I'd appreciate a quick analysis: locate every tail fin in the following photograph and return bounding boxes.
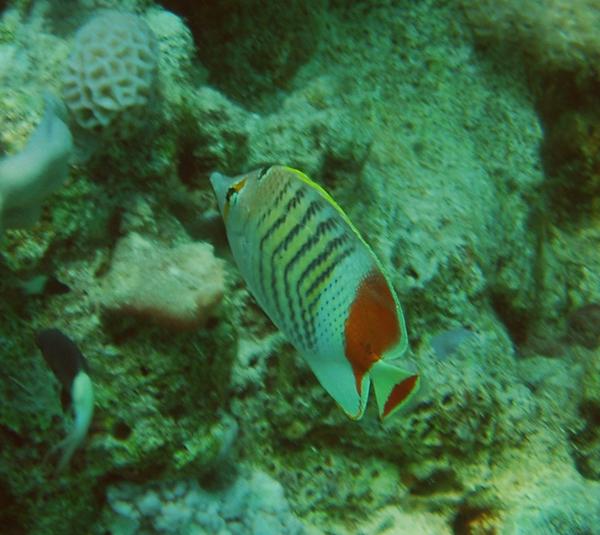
[370,359,420,421]
[56,371,94,472]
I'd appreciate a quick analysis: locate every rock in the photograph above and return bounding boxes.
[99,232,225,329]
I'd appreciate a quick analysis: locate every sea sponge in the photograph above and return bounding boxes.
[62,11,158,136]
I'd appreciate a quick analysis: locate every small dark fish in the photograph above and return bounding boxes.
[35,328,88,392]
[35,328,94,471]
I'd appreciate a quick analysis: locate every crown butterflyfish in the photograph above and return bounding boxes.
[210,165,419,420]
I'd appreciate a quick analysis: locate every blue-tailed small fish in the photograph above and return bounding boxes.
[210,165,419,420]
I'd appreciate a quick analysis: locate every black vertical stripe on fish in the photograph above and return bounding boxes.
[267,186,308,322]
[259,186,298,250]
[295,233,350,348]
[282,215,338,285]
[295,231,348,298]
[257,177,288,228]
[305,244,356,303]
[286,216,339,294]
[273,199,322,344]
[304,245,356,347]
[253,204,278,303]
[283,202,324,320]
[252,180,291,305]
[257,182,297,302]
[273,175,291,206]
[257,199,275,228]
[275,199,320,256]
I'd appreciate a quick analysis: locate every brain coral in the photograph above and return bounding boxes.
[62,11,158,135]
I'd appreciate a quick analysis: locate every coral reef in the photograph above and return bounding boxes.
[461,0,600,223]
[1,0,600,534]
[461,0,600,76]
[104,469,306,534]
[163,0,327,110]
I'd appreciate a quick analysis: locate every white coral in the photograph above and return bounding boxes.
[62,11,158,135]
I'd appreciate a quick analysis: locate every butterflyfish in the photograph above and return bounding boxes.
[35,328,94,471]
[210,165,419,420]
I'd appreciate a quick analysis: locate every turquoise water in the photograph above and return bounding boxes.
[0,1,599,534]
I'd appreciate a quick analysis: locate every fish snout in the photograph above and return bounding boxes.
[209,171,236,214]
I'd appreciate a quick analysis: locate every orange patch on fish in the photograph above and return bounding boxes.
[382,374,419,418]
[344,270,401,393]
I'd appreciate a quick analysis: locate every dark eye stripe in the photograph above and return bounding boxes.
[225,187,237,203]
[225,177,248,205]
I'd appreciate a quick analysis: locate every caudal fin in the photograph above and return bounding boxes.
[370,359,420,420]
[56,372,94,472]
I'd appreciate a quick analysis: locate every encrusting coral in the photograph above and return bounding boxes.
[2,1,600,534]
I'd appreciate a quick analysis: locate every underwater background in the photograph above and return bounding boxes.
[1,0,600,533]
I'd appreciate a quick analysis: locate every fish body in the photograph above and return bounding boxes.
[0,95,73,232]
[210,165,419,420]
[36,328,94,471]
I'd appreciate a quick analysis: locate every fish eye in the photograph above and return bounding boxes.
[257,166,270,181]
